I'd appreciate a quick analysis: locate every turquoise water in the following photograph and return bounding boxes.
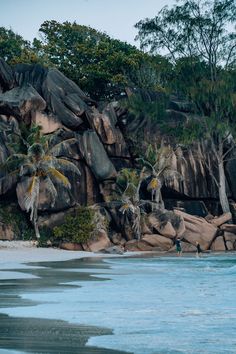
[1,254,236,353]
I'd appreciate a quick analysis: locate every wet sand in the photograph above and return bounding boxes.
[0,314,127,354]
[0,250,131,354]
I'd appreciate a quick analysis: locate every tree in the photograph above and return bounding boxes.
[1,125,80,238]
[1,23,169,100]
[32,20,164,100]
[135,0,236,72]
[135,0,236,214]
[137,145,182,210]
[117,168,144,240]
[0,27,40,65]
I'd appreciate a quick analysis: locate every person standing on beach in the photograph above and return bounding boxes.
[196,241,202,258]
[175,238,182,256]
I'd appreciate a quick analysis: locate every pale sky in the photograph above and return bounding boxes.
[0,0,175,47]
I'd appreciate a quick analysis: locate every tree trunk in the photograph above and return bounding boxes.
[154,188,165,210]
[218,160,230,213]
[33,206,40,239]
[34,221,41,239]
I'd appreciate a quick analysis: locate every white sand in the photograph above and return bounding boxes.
[0,241,133,271]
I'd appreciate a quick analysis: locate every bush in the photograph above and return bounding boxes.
[0,203,35,240]
[37,227,53,247]
[53,207,95,243]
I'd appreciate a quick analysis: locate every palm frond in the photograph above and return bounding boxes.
[20,163,36,176]
[48,168,71,188]
[162,169,183,181]
[147,177,160,191]
[1,154,28,173]
[28,143,45,159]
[27,175,37,195]
[6,169,20,177]
[24,176,40,221]
[136,158,154,172]
[123,182,138,200]
[48,139,78,156]
[119,202,135,214]
[117,168,140,188]
[44,176,58,207]
[42,155,53,162]
[7,153,28,161]
[53,158,81,176]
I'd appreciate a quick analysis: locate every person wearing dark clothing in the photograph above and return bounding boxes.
[196,241,202,257]
[175,238,182,256]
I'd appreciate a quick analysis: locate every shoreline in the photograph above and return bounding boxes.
[0,246,130,354]
[0,241,235,354]
[0,241,233,268]
[0,241,128,269]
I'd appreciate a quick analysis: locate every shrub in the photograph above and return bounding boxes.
[37,227,53,247]
[0,203,35,240]
[53,207,95,243]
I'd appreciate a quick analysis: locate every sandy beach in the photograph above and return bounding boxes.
[0,241,129,354]
[0,241,236,353]
[0,241,120,269]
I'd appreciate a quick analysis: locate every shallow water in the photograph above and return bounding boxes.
[0,254,236,353]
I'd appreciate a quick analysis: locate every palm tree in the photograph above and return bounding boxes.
[137,145,182,210]
[117,168,145,240]
[1,125,80,239]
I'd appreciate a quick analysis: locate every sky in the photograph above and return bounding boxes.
[0,0,175,48]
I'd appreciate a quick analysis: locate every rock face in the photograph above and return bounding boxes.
[0,59,234,215]
[0,59,236,252]
[142,234,173,250]
[0,61,122,211]
[147,210,185,238]
[0,223,14,240]
[0,84,46,119]
[174,210,217,250]
[84,229,111,252]
[209,213,232,227]
[0,58,14,92]
[211,236,226,251]
[164,142,219,200]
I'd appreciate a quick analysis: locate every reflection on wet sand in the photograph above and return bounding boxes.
[0,258,130,354]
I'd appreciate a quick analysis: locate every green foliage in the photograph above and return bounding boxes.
[126,54,173,91]
[169,57,209,97]
[124,91,168,124]
[135,0,236,145]
[135,0,236,69]
[0,203,34,240]
[26,124,47,146]
[116,168,140,191]
[1,123,80,239]
[5,123,47,156]
[144,144,158,166]
[1,22,171,99]
[134,0,236,214]
[37,227,53,247]
[32,20,167,99]
[53,207,96,243]
[0,27,41,65]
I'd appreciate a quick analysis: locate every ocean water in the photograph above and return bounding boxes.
[0,254,236,354]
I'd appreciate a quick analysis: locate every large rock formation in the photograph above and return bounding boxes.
[0,61,126,210]
[0,59,234,214]
[174,210,217,250]
[0,59,236,253]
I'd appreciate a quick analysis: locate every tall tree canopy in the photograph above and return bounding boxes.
[32,20,168,100]
[0,27,39,65]
[135,0,236,213]
[135,0,236,71]
[135,0,236,95]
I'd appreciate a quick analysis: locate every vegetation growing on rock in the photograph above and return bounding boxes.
[53,207,96,244]
[1,0,236,252]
